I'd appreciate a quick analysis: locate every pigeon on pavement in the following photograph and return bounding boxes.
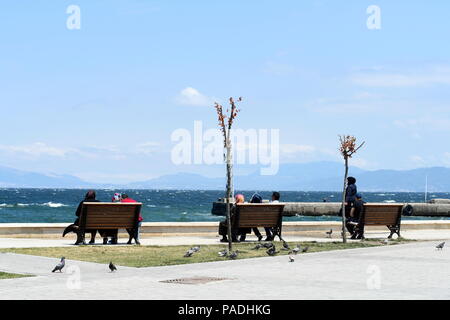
[52,257,65,273]
[109,261,117,272]
[288,256,295,262]
[436,242,445,250]
[302,246,309,253]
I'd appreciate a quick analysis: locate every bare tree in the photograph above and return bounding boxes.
[338,135,365,243]
[214,97,242,251]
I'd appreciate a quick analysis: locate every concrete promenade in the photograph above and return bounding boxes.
[0,221,449,300]
[0,241,448,300]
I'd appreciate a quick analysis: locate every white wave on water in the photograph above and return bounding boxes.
[0,202,68,208]
[42,202,67,208]
[383,200,397,203]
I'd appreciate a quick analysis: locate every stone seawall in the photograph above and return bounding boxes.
[211,202,450,217]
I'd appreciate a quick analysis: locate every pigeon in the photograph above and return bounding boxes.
[218,249,228,257]
[263,242,274,249]
[381,239,389,245]
[289,245,301,255]
[266,246,279,256]
[302,246,309,253]
[109,261,117,272]
[191,246,201,252]
[281,240,290,251]
[52,257,65,273]
[436,242,445,250]
[228,251,238,259]
[184,249,195,257]
[326,229,333,238]
[288,256,295,262]
[252,243,264,250]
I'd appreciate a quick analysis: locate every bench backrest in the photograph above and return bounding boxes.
[79,202,142,229]
[235,204,285,228]
[363,204,403,225]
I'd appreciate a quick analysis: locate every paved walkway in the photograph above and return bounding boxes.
[0,240,448,299]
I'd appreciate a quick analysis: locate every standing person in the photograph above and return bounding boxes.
[63,190,100,245]
[218,194,245,243]
[121,193,143,245]
[344,177,357,219]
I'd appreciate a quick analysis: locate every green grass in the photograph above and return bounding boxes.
[0,239,403,268]
[0,271,33,280]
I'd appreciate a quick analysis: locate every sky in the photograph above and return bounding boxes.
[0,0,450,183]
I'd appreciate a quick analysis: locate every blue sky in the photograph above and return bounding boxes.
[0,0,449,183]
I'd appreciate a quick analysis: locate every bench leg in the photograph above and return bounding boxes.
[387,225,400,239]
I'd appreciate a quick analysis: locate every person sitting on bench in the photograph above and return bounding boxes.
[264,191,281,241]
[346,193,365,239]
[218,194,245,243]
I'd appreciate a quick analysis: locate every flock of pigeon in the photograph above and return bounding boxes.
[51,257,117,273]
[50,240,446,273]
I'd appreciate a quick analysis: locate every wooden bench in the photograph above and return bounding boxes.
[234,203,285,240]
[361,203,403,238]
[77,202,142,244]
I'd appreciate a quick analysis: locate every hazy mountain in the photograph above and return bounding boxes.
[0,165,93,188]
[1,162,449,191]
[130,162,450,192]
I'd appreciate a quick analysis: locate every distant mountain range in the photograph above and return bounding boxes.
[1,162,450,192]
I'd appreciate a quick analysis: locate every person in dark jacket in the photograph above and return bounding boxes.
[239,193,264,242]
[62,190,100,245]
[344,176,357,219]
[347,193,366,239]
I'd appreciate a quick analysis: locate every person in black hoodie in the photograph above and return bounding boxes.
[343,177,357,235]
[63,190,100,245]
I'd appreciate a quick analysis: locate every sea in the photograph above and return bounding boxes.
[0,189,449,223]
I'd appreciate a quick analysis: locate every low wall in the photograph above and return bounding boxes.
[211,202,450,217]
[1,220,449,238]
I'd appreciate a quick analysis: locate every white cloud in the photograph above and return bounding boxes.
[393,117,450,131]
[351,65,450,87]
[0,142,76,158]
[280,144,316,154]
[176,87,214,107]
[135,142,160,155]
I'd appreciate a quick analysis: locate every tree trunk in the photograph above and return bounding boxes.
[225,137,233,252]
[340,157,349,243]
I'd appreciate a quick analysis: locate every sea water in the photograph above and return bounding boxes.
[0,188,449,223]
